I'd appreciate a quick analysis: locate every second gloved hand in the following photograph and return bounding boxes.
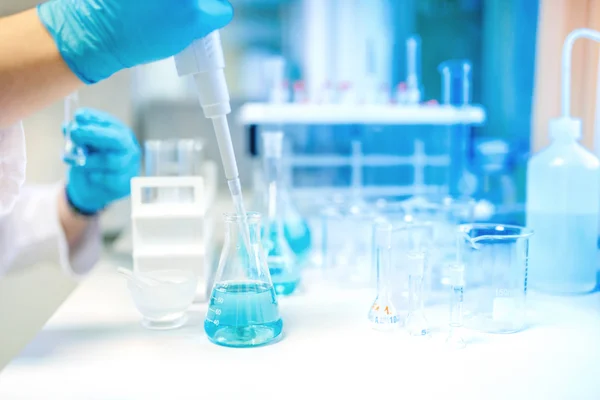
[37,0,234,84]
[65,108,141,216]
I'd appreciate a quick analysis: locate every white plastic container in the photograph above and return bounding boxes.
[526,118,600,294]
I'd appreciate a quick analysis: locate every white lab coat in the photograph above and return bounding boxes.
[0,183,101,280]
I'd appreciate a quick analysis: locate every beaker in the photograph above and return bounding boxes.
[143,139,204,203]
[122,267,198,330]
[205,212,283,348]
[261,130,301,295]
[458,224,533,334]
[321,200,378,288]
[63,92,87,166]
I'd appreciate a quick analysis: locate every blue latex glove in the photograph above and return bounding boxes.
[65,108,141,216]
[37,0,233,84]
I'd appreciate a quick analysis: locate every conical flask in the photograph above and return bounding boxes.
[204,212,283,348]
[261,131,301,295]
[280,155,312,262]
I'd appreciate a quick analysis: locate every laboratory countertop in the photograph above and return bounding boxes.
[1,255,600,400]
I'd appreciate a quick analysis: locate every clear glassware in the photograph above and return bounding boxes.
[143,139,204,203]
[280,155,312,263]
[63,92,87,166]
[204,212,283,348]
[445,262,466,349]
[261,131,301,295]
[458,224,533,334]
[368,222,402,331]
[121,267,198,330]
[438,59,472,107]
[404,250,431,337]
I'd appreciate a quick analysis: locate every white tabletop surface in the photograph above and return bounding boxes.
[1,254,599,400]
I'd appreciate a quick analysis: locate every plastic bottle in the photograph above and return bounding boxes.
[526,117,600,294]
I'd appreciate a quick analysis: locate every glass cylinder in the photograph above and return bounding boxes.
[205,213,283,348]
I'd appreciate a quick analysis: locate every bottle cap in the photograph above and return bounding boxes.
[549,117,582,140]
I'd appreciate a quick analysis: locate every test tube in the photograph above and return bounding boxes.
[405,35,422,104]
[63,92,87,166]
[404,251,430,337]
[438,60,472,106]
[446,262,466,349]
[143,139,204,203]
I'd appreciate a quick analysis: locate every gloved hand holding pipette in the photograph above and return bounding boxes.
[0,1,234,127]
[65,108,141,216]
[37,0,234,84]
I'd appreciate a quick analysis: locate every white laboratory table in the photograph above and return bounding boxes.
[1,254,599,400]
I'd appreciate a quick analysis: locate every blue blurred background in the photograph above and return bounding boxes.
[4,0,540,230]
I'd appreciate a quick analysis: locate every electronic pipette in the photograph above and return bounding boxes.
[174,31,251,245]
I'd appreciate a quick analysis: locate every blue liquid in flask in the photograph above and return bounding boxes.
[204,281,283,348]
[284,219,312,261]
[264,225,301,296]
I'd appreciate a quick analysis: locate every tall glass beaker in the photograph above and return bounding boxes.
[458,224,533,334]
[205,213,283,348]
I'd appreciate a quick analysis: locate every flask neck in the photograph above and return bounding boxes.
[224,216,261,247]
[263,155,286,225]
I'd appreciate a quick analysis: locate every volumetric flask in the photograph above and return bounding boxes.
[458,224,533,334]
[368,222,402,331]
[205,212,283,348]
[63,92,88,166]
[143,139,204,203]
[368,221,435,333]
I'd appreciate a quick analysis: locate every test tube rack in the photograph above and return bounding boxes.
[239,102,486,203]
[130,176,216,303]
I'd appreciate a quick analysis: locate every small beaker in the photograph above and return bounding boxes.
[143,139,204,203]
[205,213,283,348]
[123,267,198,330]
[458,224,533,334]
[321,201,377,288]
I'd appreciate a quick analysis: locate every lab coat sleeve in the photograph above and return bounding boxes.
[0,183,101,279]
